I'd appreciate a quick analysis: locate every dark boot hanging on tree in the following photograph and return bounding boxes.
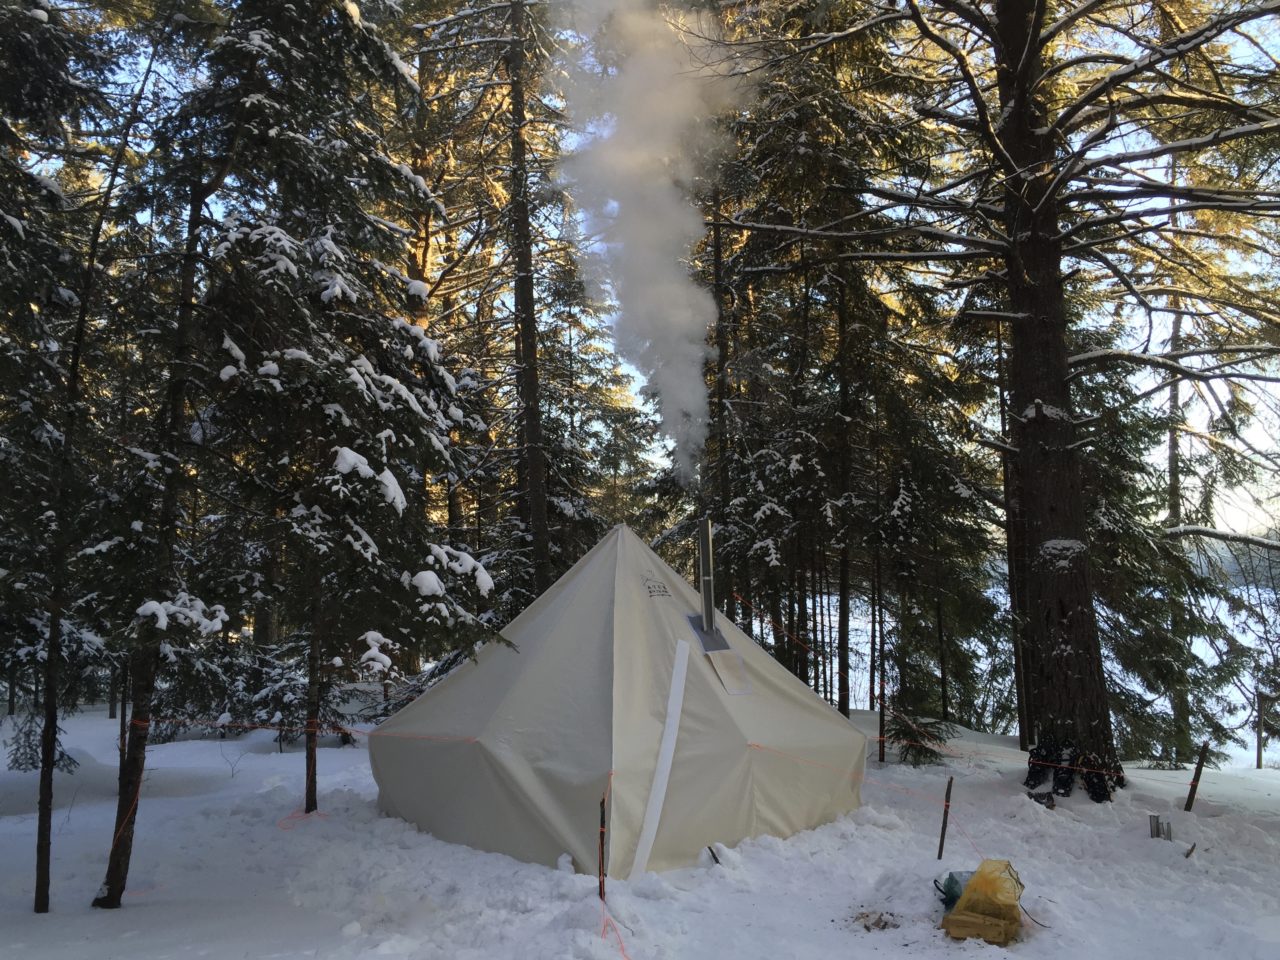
[1025,736,1125,802]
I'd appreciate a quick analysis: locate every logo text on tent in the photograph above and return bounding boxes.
[642,572,671,598]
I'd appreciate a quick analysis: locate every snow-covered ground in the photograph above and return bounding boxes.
[3,707,1278,960]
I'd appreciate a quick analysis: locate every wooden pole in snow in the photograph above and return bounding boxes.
[1184,741,1209,812]
[598,795,607,901]
[937,776,954,860]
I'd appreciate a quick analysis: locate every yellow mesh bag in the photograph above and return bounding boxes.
[939,859,1024,946]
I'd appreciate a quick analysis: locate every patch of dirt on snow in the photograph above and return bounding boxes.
[850,909,902,931]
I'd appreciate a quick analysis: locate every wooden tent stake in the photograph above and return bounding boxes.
[937,776,954,860]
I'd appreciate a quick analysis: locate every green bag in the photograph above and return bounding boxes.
[935,870,974,911]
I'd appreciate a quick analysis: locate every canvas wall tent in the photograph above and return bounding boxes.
[369,525,867,877]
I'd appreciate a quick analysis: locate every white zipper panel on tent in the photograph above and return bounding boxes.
[627,638,690,879]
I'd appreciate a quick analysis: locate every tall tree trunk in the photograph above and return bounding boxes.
[835,279,853,716]
[94,163,231,906]
[472,243,501,547]
[305,573,324,815]
[506,1,550,593]
[118,664,128,764]
[936,595,949,724]
[254,537,280,649]
[446,470,463,534]
[877,553,886,763]
[34,592,62,914]
[995,0,1118,774]
[92,644,157,909]
[895,578,911,707]
[785,569,798,676]
[7,640,16,716]
[711,185,734,618]
[868,561,878,713]
[815,548,828,701]
[838,543,851,717]
[33,41,165,915]
[1166,304,1193,763]
[795,536,810,685]
[768,591,785,671]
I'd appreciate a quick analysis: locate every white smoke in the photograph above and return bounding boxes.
[559,2,741,480]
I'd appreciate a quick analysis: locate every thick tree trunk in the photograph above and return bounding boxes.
[506,1,550,593]
[996,0,1118,775]
[996,317,1032,748]
[1005,270,1116,765]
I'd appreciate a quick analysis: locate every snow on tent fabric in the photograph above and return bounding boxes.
[368,525,867,876]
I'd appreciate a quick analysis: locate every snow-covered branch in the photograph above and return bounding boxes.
[1066,347,1280,383]
[1051,1,1280,137]
[1164,525,1280,552]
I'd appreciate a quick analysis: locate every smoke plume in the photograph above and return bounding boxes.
[560,2,740,480]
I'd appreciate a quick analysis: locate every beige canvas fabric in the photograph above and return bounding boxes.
[369,525,867,875]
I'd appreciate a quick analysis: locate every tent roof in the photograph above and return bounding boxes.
[370,525,866,875]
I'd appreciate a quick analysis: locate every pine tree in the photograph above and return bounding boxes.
[716,0,1280,784]
[88,0,495,907]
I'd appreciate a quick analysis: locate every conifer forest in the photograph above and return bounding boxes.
[3,0,1280,920]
